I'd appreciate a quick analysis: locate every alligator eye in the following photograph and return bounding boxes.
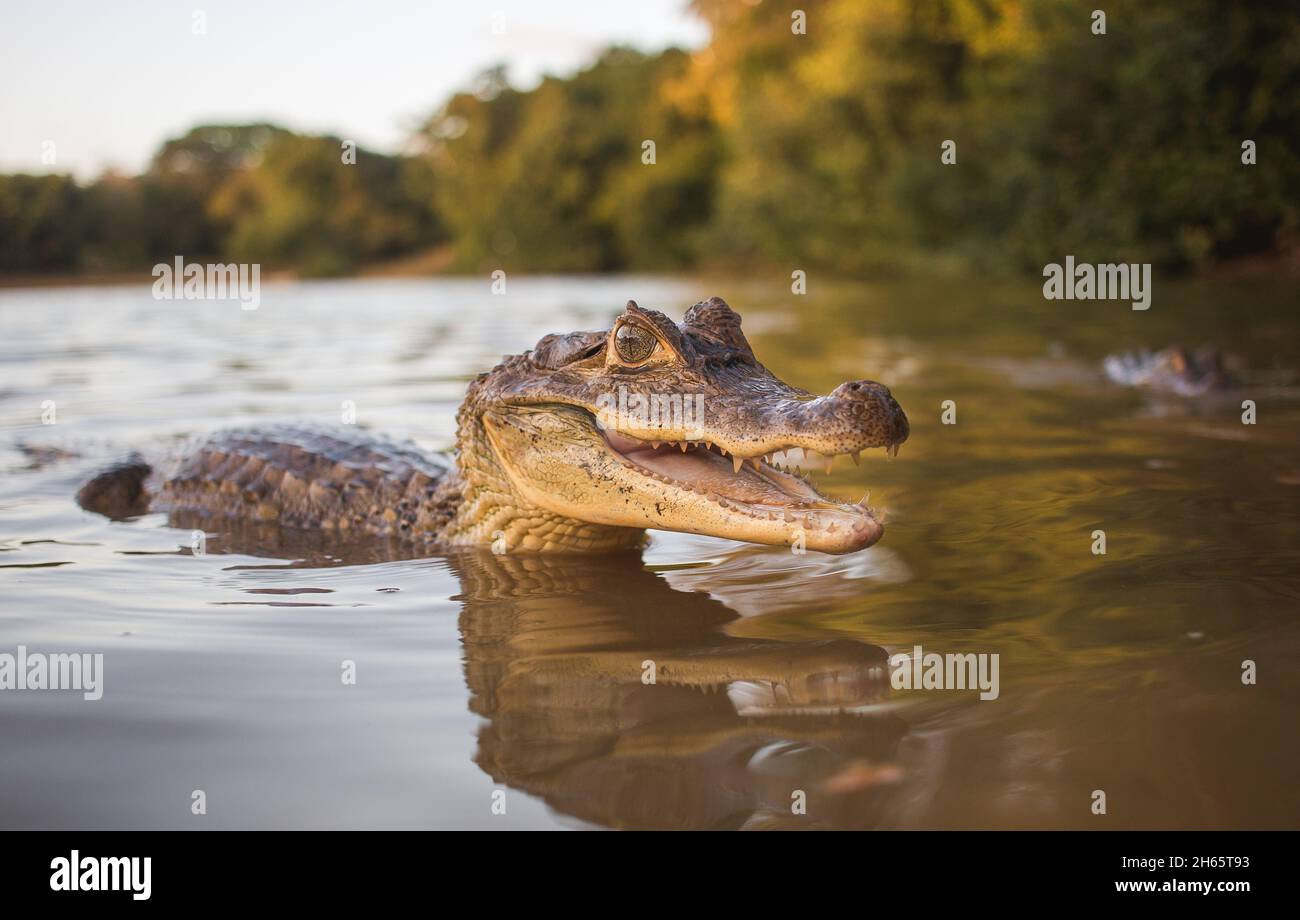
[614,323,658,363]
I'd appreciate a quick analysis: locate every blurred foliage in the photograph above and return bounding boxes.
[210,132,438,276]
[0,124,442,276]
[690,0,1299,273]
[1,0,1296,277]
[417,50,719,271]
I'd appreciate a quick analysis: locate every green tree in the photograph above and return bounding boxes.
[418,49,719,272]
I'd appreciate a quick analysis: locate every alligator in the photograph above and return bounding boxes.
[1103,345,1230,396]
[77,297,909,554]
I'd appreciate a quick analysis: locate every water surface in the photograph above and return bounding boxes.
[2,276,1297,829]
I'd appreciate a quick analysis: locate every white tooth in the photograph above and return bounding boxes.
[824,455,834,474]
[749,458,762,471]
[679,442,688,453]
[651,441,661,450]
[858,492,871,508]
[850,451,860,466]
[732,455,744,474]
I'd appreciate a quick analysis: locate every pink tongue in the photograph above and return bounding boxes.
[604,430,648,453]
[628,447,807,505]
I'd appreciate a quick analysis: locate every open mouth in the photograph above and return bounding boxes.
[596,416,900,538]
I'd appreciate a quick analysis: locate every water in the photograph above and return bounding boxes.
[1,275,1297,829]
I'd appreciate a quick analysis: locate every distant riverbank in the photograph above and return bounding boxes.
[4,242,1296,292]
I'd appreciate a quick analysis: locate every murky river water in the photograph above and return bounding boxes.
[1,275,1297,829]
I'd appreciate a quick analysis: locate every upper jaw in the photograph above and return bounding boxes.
[598,421,905,473]
[589,378,909,467]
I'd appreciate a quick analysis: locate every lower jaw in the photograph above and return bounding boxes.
[763,513,883,553]
[658,497,884,553]
[612,459,883,551]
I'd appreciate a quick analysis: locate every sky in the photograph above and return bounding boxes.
[0,0,708,179]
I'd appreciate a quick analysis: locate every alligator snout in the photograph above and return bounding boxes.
[723,378,909,463]
[806,379,909,455]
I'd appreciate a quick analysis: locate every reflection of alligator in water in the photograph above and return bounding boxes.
[76,297,908,555]
[450,550,906,829]
[116,511,910,828]
[1103,346,1230,396]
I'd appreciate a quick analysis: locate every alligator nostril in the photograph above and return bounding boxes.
[835,379,889,399]
[852,380,890,398]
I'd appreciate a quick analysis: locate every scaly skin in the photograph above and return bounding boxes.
[78,297,909,554]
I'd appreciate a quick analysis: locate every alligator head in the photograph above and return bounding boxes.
[450,297,909,553]
[1103,346,1230,396]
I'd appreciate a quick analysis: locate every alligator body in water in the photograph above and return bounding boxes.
[1103,346,1230,396]
[77,297,908,554]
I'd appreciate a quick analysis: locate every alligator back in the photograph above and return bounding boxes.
[78,425,458,544]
